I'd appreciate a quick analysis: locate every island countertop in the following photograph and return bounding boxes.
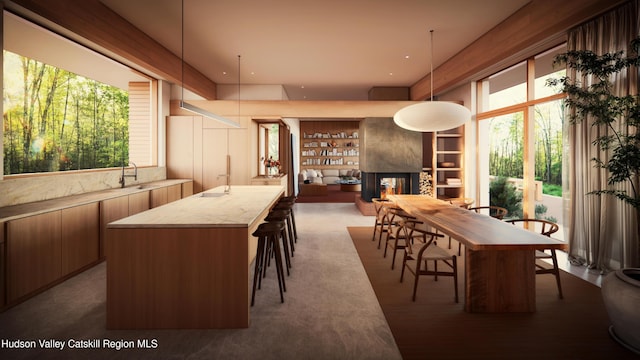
[107,185,284,228]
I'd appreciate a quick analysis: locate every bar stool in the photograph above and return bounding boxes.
[273,200,297,250]
[265,209,293,274]
[251,221,286,306]
[276,196,298,242]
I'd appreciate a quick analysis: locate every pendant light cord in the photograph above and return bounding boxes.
[430,29,434,102]
[181,0,185,103]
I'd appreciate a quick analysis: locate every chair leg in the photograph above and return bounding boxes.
[550,250,563,299]
[452,256,459,303]
[251,236,266,306]
[412,262,421,301]
[400,255,407,282]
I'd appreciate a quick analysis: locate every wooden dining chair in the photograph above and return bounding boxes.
[383,207,420,270]
[399,219,457,302]
[371,198,393,245]
[506,218,563,299]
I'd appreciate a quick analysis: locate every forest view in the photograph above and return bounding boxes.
[3,51,129,175]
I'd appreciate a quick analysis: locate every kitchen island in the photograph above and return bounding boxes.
[105,185,284,329]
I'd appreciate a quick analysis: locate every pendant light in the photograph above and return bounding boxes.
[179,0,240,128]
[393,30,470,132]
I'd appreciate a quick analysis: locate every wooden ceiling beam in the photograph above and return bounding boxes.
[411,0,629,100]
[8,0,218,99]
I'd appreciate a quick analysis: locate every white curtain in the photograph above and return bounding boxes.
[565,0,640,271]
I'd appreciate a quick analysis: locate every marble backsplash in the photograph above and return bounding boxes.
[0,167,166,208]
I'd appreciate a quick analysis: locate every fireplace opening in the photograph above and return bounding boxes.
[361,172,419,201]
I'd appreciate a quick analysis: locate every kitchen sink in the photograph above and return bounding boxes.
[200,192,226,198]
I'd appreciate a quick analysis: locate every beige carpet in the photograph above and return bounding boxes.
[348,226,637,360]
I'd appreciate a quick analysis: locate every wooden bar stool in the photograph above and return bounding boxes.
[251,221,286,306]
[265,210,293,274]
[273,201,297,251]
[276,196,298,242]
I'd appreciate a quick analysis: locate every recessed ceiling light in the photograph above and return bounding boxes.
[405,55,410,59]
[389,72,393,76]
[222,71,227,75]
[301,85,305,89]
[251,72,255,75]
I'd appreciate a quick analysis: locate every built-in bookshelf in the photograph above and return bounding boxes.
[300,120,360,170]
[423,125,464,199]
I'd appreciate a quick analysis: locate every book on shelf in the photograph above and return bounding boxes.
[446,178,462,185]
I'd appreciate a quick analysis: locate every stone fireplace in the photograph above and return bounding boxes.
[358,117,422,202]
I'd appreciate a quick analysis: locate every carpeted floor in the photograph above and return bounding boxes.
[348,226,637,360]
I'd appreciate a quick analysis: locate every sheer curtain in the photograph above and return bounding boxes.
[565,0,639,271]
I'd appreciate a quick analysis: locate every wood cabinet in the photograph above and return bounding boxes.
[6,211,62,303]
[423,125,465,199]
[181,181,194,197]
[300,120,360,171]
[128,191,150,215]
[100,195,129,259]
[0,221,5,308]
[61,203,99,276]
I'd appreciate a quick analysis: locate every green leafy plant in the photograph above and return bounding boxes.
[547,37,640,246]
[490,176,522,219]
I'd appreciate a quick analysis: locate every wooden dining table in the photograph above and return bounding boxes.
[387,195,568,313]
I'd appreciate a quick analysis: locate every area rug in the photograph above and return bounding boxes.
[347,226,636,360]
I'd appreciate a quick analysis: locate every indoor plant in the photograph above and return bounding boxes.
[548,37,640,354]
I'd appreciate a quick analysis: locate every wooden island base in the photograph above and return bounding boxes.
[106,186,283,329]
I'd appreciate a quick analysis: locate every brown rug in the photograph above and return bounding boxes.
[348,226,637,360]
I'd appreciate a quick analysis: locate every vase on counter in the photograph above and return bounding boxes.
[267,166,278,178]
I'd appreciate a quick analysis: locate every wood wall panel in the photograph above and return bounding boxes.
[6,211,62,302]
[410,0,628,100]
[128,82,152,166]
[9,0,217,99]
[61,203,100,276]
[166,116,195,181]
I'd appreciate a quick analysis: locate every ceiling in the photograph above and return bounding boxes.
[97,0,531,100]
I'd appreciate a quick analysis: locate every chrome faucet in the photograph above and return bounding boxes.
[119,162,137,188]
[217,155,231,194]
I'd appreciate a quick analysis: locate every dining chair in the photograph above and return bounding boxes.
[371,198,393,245]
[506,218,563,299]
[383,207,420,270]
[399,219,458,302]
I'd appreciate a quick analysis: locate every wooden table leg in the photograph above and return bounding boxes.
[464,248,536,313]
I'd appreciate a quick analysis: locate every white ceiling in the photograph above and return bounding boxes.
[98,0,530,100]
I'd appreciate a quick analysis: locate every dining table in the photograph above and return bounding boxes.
[387,194,568,313]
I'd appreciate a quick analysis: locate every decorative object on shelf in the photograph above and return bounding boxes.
[419,172,433,197]
[393,30,470,132]
[438,162,455,168]
[264,156,280,177]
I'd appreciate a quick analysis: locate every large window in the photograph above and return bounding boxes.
[477,44,566,237]
[3,12,154,176]
[3,51,129,174]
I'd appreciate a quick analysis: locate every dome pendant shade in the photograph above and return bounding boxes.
[393,101,471,132]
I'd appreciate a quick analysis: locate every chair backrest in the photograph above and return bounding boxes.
[468,206,508,220]
[372,198,391,218]
[448,197,474,209]
[506,218,559,237]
